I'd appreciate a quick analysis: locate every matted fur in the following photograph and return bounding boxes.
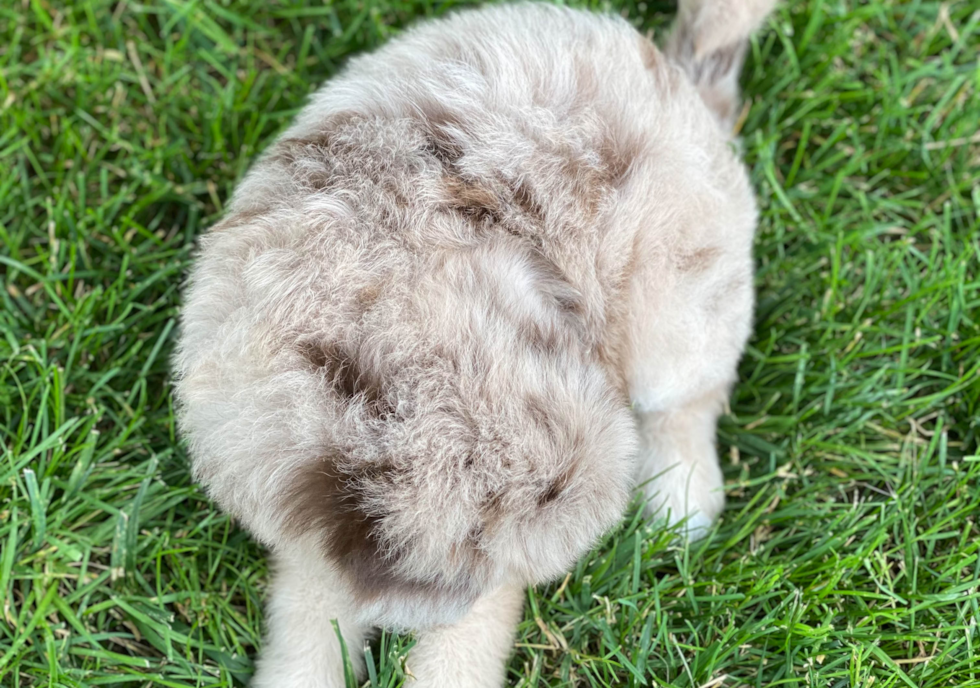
[172,1,774,684]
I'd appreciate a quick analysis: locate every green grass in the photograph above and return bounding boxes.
[1,0,978,685]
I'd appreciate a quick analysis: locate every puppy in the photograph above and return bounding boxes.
[172,1,774,685]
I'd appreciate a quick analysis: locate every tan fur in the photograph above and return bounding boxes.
[172,1,775,685]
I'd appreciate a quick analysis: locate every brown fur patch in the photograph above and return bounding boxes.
[557,146,605,217]
[268,113,362,190]
[599,131,641,186]
[297,340,392,417]
[282,460,479,611]
[281,458,382,566]
[538,472,569,506]
[517,319,561,355]
[272,136,340,191]
[525,396,557,442]
[275,133,332,157]
[417,102,465,168]
[442,175,500,224]
[479,489,507,537]
[426,131,462,168]
[357,284,381,309]
[272,112,359,157]
[420,111,504,227]
[511,181,546,223]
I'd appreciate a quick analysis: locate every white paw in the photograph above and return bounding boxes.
[639,461,725,541]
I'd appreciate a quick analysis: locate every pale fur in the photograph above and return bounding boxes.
[173,1,774,685]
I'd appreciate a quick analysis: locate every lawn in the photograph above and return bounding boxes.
[1,0,978,686]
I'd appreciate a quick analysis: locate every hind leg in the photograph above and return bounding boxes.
[634,388,728,540]
[252,539,369,688]
[406,583,524,687]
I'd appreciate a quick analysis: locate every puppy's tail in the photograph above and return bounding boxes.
[666,0,776,128]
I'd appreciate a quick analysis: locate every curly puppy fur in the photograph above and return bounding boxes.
[172,1,775,685]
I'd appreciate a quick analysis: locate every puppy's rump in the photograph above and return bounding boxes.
[176,223,636,627]
[173,96,640,628]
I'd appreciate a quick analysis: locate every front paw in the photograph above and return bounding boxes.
[639,460,725,541]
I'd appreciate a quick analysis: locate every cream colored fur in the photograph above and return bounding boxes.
[406,584,525,687]
[172,1,774,684]
[252,537,368,688]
